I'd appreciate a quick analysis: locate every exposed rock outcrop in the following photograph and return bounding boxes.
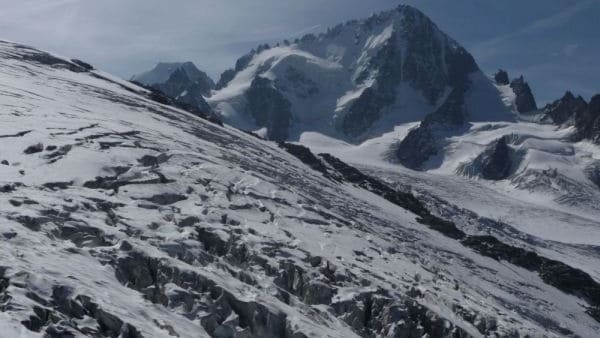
[245,77,293,141]
[573,94,600,143]
[510,76,537,113]
[132,62,215,114]
[494,69,509,85]
[457,136,514,180]
[394,86,468,170]
[154,68,212,111]
[541,91,587,125]
[480,137,512,180]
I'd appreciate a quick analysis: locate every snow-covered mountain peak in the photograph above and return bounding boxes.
[209,5,510,142]
[131,61,216,114]
[132,61,213,88]
[294,4,461,73]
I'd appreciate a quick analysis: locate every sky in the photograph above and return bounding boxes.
[0,0,598,104]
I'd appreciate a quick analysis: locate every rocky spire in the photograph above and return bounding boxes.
[510,75,538,113]
[481,137,513,180]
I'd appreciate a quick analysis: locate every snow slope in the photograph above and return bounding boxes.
[300,118,600,244]
[1,40,600,338]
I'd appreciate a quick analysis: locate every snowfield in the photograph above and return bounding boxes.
[299,119,600,246]
[1,39,600,338]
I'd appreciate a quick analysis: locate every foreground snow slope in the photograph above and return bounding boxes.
[1,40,600,337]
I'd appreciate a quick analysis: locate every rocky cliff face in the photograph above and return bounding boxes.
[394,87,468,170]
[541,91,588,125]
[244,77,293,141]
[132,62,214,113]
[133,62,215,96]
[209,5,488,142]
[156,68,213,112]
[573,94,600,143]
[510,76,537,113]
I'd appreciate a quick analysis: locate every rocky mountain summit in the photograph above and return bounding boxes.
[493,70,509,86]
[132,62,215,113]
[208,5,508,142]
[133,62,215,96]
[456,136,514,181]
[2,37,600,338]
